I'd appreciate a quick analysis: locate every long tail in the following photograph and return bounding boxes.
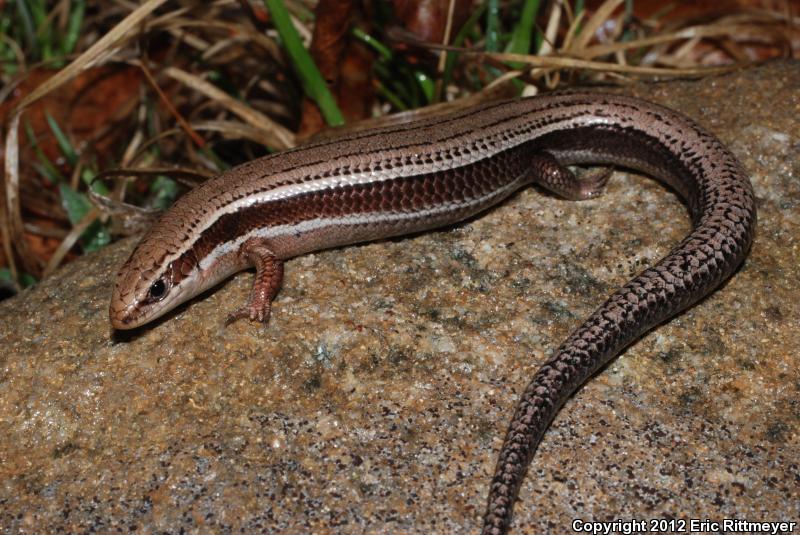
[481,102,756,534]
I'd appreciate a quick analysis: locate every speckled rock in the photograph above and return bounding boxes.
[1,61,798,533]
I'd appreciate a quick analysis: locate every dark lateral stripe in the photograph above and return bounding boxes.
[169,140,536,283]
[190,109,599,228]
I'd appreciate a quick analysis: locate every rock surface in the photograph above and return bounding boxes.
[1,61,798,532]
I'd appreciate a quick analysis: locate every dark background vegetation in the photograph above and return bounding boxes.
[0,0,797,299]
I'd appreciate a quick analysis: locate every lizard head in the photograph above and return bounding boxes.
[109,225,205,330]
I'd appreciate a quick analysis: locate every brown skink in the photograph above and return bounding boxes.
[110,92,756,533]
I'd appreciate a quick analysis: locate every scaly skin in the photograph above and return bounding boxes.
[110,93,756,533]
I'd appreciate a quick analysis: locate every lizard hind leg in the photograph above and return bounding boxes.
[531,151,611,200]
[226,239,284,326]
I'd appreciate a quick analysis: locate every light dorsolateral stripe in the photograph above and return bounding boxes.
[150,99,620,272]
[196,173,530,273]
[111,92,756,535]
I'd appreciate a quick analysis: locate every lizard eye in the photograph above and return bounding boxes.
[148,279,167,301]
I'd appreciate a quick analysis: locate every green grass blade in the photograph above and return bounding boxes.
[485,0,500,52]
[24,119,64,183]
[29,0,54,60]
[14,0,39,57]
[46,112,78,166]
[375,82,407,111]
[262,0,344,126]
[352,27,393,61]
[484,0,504,80]
[507,0,542,61]
[62,0,86,55]
[0,16,13,71]
[414,71,434,103]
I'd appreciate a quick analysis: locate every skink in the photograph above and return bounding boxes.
[110,92,756,533]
